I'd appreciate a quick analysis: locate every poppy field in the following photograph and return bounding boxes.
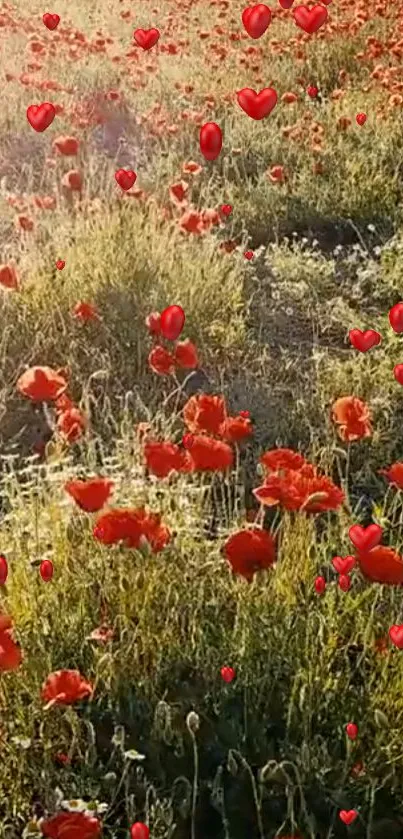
[2,0,403,836]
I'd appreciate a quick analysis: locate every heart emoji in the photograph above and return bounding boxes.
[27,103,55,132]
[293,4,328,33]
[307,84,319,98]
[389,302,403,333]
[39,559,54,581]
[394,364,403,385]
[221,665,236,683]
[349,329,381,352]
[332,555,355,574]
[389,625,403,649]
[237,87,277,120]
[338,574,351,592]
[220,204,232,216]
[43,12,60,30]
[200,122,223,161]
[56,260,65,270]
[115,169,137,191]
[242,4,271,38]
[356,112,367,125]
[346,722,358,740]
[133,28,160,49]
[0,554,8,585]
[339,810,358,825]
[314,575,326,594]
[244,250,254,259]
[160,305,185,341]
[279,0,294,7]
[349,523,382,552]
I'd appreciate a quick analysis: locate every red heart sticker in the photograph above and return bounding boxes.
[293,4,328,33]
[200,122,223,161]
[160,305,185,341]
[27,103,56,132]
[115,169,137,191]
[237,87,277,120]
[349,524,382,553]
[332,555,355,574]
[349,329,381,352]
[221,665,236,683]
[389,625,403,649]
[133,28,160,50]
[339,810,357,825]
[241,4,272,38]
[389,302,403,334]
[43,13,60,30]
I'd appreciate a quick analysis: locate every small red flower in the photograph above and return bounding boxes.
[174,339,199,369]
[224,528,276,582]
[93,507,171,553]
[379,462,403,490]
[57,407,87,443]
[260,447,312,475]
[357,546,403,585]
[144,440,191,478]
[146,311,161,336]
[53,135,80,156]
[72,301,100,322]
[64,477,114,512]
[219,415,253,443]
[186,435,233,472]
[332,396,372,442]
[17,366,68,402]
[41,811,101,839]
[0,263,19,290]
[183,394,226,435]
[254,470,344,514]
[148,346,176,375]
[41,669,93,706]
[0,615,23,671]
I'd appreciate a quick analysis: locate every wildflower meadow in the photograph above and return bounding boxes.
[2,0,403,836]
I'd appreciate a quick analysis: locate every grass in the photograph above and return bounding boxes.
[1,0,403,835]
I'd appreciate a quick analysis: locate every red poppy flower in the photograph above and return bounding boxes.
[41,669,93,705]
[332,396,372,442]
[64,477,114,512]
[52,135,80,156]
[254,470,344,514]
[379,462,403,490]
[57,407,87,443]
[17,366,68,402]
[186,435,233,471]
[146,311,161,336]
[183,394,227,435]
[224,528,276,582]
[174,339,199,369]
[41,811,101,839]
[219,415,253,443]
[55,393,75,414]
[61,169,83,192]
[169,181,189,204]
[93,507,171,553]
[87,625,114,643]
[178,209,205,235]
[0,263,19,290]
[260,447,312,475]
[144,440,191,478]
[357,546,403,585]
[0,615,23,671]
[267,165,287,183]
[72,302,100,322]
[148,346,176,375]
